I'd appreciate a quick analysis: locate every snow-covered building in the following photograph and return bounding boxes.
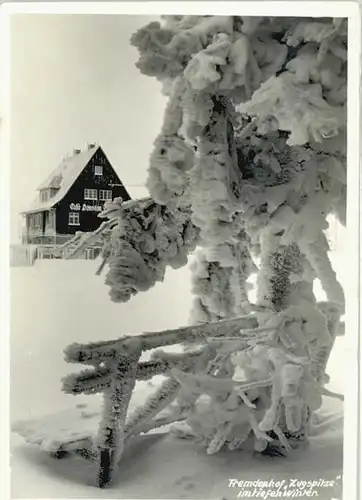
[21,143,131,245]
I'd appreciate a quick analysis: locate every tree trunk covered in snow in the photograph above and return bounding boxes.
[86,15,347,464]
[189,95,255,325]
[256,232,309,439]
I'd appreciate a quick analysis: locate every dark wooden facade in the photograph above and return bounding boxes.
[23,145,131,245]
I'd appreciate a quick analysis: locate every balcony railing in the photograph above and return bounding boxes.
[22,233,74,246]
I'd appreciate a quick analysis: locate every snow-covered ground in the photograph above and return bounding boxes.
[10,255,346,499]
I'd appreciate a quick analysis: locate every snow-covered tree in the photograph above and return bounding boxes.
[79,15,347,460]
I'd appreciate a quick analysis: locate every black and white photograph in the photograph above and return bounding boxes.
[2,2,361,499]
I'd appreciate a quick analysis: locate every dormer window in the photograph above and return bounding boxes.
[94,165,103,176]
[40,187,58,202]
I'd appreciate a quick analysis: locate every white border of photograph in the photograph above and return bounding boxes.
[0,2,360,500]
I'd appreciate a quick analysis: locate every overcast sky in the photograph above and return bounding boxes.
[10,14,167,241]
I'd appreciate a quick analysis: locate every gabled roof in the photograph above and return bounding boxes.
[22,145,101,214]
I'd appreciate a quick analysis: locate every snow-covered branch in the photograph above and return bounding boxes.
[62,349,206,395]
[64,219,117,260]
[63,314,259,365]
[94,197,200,302]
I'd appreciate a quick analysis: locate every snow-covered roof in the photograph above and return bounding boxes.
[22,145,100,214]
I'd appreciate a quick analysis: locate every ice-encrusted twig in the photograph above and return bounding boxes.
[124,378,181,440]
[136,356,194,380]
[125,350,217,442]
[62,366,113,395]
[65,218,118,260]
[321,387,344,401]
[127,410,188,441]
[208,326,275,341]
[173,368,272,396]
[63,349,206,395]
[63,314,259,365]
[124,350,218,441]
[53,231,85,256]
[95,256,109,276]
[273,425,292,452]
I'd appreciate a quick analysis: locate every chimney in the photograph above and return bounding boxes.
[73,148,81,155]
[87,142,96,150]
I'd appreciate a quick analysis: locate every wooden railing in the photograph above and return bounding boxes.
[62,314,261,488]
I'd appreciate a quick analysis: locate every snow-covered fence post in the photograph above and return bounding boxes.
[96,339,142,488]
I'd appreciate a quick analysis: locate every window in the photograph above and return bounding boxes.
[84,188,97,200]
[99,189,113,201]
[40,190,49,202]
[45,211,55,229]
[94,165,103,176]
[33,213,42,227]
[49,188,58,199]
[69,212,80,226]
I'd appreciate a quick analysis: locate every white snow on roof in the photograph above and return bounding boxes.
[22,146,99,214]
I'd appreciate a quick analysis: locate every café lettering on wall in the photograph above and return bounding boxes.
[70,203,103,212]
[21,143,131,245]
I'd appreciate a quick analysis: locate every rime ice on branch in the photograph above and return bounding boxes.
[98,197,199,302]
